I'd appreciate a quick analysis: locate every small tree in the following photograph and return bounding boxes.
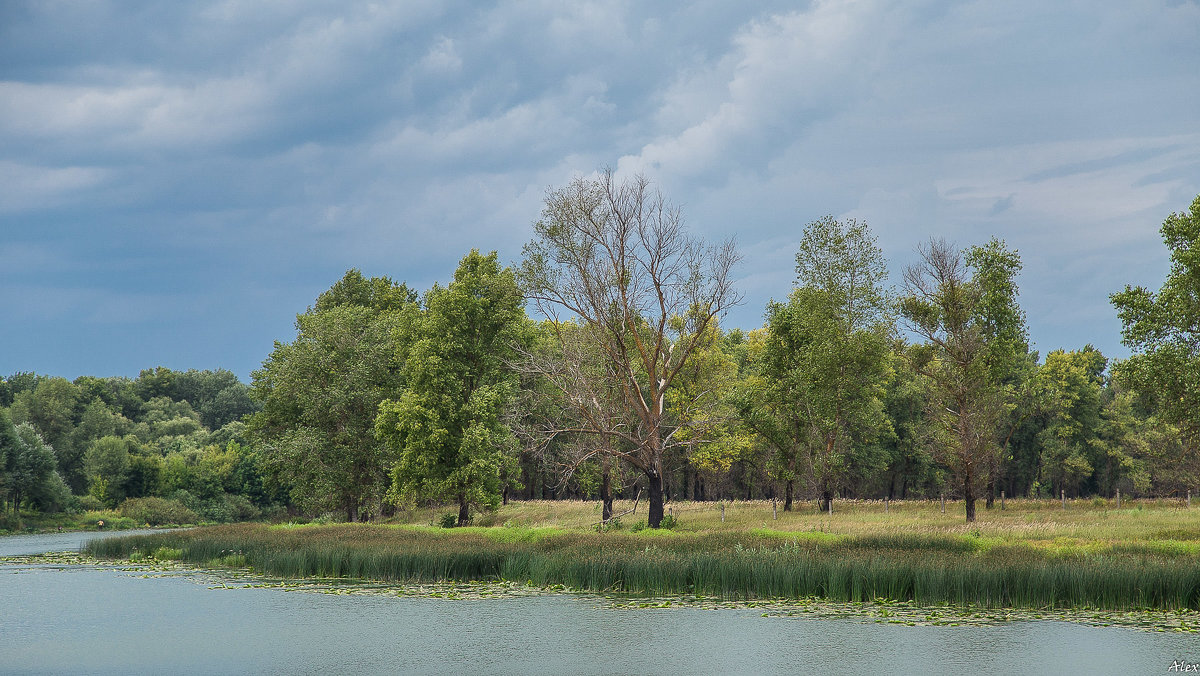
[377,250,526,526]
[520,170,741,527]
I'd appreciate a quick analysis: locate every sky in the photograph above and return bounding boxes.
[2,0,1198,383]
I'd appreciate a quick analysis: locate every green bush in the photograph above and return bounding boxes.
[119,497,199,526]
[439,512,459,528]
[659,514,678,530]
[78,494,105,512]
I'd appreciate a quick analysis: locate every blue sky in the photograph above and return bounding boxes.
[2,1,1198,382]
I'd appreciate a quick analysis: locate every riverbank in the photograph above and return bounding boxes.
[85,498,1200,612]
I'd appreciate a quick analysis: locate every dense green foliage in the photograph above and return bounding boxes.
[0,367,269,530]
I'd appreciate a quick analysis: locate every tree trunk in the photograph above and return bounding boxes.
[457,495,469,527]
[965,476,976,523]
[346,498,358,524]
[820,489,833,514]
[784,479,794,512]
[601,463,614,522]
[647,470,665,528]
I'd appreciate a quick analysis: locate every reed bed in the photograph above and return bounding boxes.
[86,522,1200,611]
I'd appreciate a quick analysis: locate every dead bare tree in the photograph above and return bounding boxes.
[519,170,741,527]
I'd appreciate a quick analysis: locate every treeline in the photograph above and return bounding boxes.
[0,367,270,527]
[3,179,1197,528]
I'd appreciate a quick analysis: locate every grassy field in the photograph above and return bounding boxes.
[83,497,1200,612]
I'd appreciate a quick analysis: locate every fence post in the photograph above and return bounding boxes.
[1116,488,1120,509]
[828,498,833,516]
[773,496,777,520]
[1000,490,1005,511]
[1062,489,1066,509]
[720,501,725,523]
[885,496,889,514]
[1189,489,1192,509]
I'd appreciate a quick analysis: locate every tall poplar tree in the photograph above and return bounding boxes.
[757,217,893,512]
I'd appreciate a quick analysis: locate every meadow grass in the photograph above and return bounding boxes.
[85,497,1200,611]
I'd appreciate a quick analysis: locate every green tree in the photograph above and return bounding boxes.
[170,369,259,429]
[377,250,525,526]
[10,377,83,491]
[314,268,418,313]
[669,319,751,503]
[1111,194,1200,457]
[1,372,39,408]
[84,435,135,507]
[0,409,19,514]
[248,272,416,521]
[1033,347,1108,496]
[9,423,58,516]
[900,238,1027,522]
[743,218,893,512]
[779,217,893,511]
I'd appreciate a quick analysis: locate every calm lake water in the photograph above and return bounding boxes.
[2,533,1196,675]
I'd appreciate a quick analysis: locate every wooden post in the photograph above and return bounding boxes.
[940,495,945,514]
[885,497,889,514]
[1188,489,1192,509]
[1062,489,1066,509]
[720,501,725,523]
[1116,488,1120,509]
[1000,490,1005,511]
[772,496,777,520]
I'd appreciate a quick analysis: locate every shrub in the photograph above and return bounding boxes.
[119,497,199,526]
[439,512,459,528]
[78,494,105,512]
[659,514,678,530]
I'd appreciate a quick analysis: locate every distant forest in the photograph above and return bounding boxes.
[3,181,1197,527]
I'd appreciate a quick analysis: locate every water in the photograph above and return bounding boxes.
[0,529,175,557]
[2,535,1196,675]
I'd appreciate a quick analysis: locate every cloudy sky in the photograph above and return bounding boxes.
[2,0,1198,382]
